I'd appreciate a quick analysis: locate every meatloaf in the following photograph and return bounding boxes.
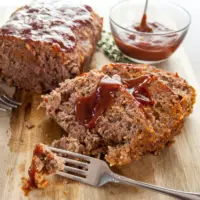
[102,63,192,153]
[39,64,195,166]
[22,143,64,195]
[102,63,196,117]
[0,0,103,93]
[41,70,156,165]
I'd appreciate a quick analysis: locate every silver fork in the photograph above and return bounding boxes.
[49,146,200,200]
[0,88,21,111]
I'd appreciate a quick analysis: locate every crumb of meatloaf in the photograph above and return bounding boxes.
[25,120,35,129]
[22,143,64,196]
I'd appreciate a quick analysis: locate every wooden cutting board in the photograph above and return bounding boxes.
[0,5,200,200]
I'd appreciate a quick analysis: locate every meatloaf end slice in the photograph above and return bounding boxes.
[0,0,103,93]
[0,36,80,93]
[22,143,64,195]
[102,63,184,152]
[41,70,156,166]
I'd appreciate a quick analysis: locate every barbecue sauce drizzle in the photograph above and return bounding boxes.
[122,74,156,105]
[134,14,153,33]
[75,74,156,129]
[75,79,122,129]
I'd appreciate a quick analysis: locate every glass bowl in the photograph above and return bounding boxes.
[109,0,191,64]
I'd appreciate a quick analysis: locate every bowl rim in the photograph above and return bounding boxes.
[109,0,191,36]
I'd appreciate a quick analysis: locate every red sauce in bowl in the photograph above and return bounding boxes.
[112,14,185,61]
[134,14,153,33]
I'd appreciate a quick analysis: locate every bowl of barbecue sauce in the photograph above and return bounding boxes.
[110,0,191,64]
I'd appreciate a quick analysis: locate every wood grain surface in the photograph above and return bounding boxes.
[0,5,200,200]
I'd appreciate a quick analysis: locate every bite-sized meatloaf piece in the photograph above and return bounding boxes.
[22,143,64,195]
[40,70,156,165]
[0,0,103,93]
[102,63,196,117]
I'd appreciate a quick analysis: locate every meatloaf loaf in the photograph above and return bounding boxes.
[39,64,195,166]
[0,0,103,93]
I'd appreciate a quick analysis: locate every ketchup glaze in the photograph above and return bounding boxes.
[75,76,122,129]
[75,74,156,129]
[0,1,94,52]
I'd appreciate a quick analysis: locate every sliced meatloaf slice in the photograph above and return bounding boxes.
[40,70,156,166]
[0,0,102,93]
[102,63,196,117]
[22,143,64,195]
[102,64,184,153]
[145,65,196,117]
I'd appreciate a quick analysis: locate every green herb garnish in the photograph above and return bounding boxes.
[97,31,132,63]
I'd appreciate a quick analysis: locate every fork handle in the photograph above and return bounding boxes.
[109,172,200,200]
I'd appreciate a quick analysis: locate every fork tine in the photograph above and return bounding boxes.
[64,166,87,176]
[3,95,21,106]
[56,171,86,182]
[0,103,12,110]
[59,157,89,168]
[0,97,17,108]
[48,146,91,162]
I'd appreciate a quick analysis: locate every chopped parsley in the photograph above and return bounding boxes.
[97,31,132,63]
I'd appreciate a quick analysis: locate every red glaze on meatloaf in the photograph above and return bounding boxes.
[0,0,103,93]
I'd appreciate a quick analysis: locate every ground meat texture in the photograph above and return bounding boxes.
[41,70,156,166]
[22,143,64,195]
[40,64,195,165]
[0,0,103,93]
[102,63,196,117]
[102,63,196,152]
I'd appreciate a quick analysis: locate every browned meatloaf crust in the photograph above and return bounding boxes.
[41,70,156,165]
[0,0,103,93]
[22,143,64,195]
